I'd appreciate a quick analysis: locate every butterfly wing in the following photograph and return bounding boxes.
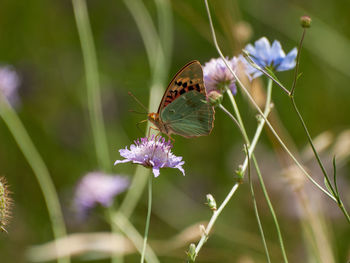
[160,90,215,138]
[158,60,207,113]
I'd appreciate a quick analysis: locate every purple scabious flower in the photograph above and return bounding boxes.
[203,57,239,95]
[0,66,20,105]
[115,136,185,178]
[241,37,297,79]
[74,172,129,218]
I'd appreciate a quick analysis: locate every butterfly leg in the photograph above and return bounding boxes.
[167,134,175,143]
[148,125,160,138]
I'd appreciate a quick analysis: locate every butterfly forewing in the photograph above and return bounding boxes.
[158,60,206,113]
[160,90,214,138]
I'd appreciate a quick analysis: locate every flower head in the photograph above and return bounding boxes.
[0,66,20,105]
[115,136,185,177]
[74,172,129,218]
[0,176,12,233]
[203,57,239,95]
[241,37,297,79]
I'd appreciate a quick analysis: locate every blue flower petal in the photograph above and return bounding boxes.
[253,37,271,66]
[242,37,297,79]
[270,40,285,67]
[276,47,297,71]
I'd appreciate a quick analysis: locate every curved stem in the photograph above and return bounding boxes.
[290,98,350,223]
[193,183,240,258]
[141,176,153,263]
[203,0,335,202]
[72,0,111,171]
[119,0,172,219]
[0,96,69,263]
[191,85,274,260]
[227,80,288,263]
[246,148,271,263]
[290,28,306,96]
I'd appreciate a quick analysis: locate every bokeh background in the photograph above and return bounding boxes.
[0,0,350,262]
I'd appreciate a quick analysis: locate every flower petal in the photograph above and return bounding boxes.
[152,167,160,177]
[276,47,297,71]
[270,40,285,67]
[114,159,131,165]
[253,37,271,66]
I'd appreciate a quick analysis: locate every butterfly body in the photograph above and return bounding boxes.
[148,60,215,139]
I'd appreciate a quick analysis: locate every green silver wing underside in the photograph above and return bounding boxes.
[160,90,214,138]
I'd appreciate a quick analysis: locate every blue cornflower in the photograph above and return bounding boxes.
[203,57,239,95]
[74,172,130,218]
[242,37,297,79]
[115,136,185,178]
[0,66,20,105]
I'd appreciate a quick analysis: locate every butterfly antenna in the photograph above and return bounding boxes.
[129,109,148,115]
[128,92,149,112]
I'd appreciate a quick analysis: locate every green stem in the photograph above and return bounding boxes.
[141,176,153,263]
[227,80,288,263]
[112,211,160,263]
[119,0,172,219]
[290,28,306,96]
[0,96,69,263]
[290,98,350,223]
[72,0,110,171]
[193,183,240,259]
[192,86,274,260]
[246,147,271,263]
[203,0,335,202]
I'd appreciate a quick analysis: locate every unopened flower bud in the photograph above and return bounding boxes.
[300,16,311,28]
[0,177,12,233]
[235,165,244,180]
[186,243,196,261]
[208,91,223,107]
[206,194,217,211]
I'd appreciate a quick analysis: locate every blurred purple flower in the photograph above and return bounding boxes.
[74,172,129,218]
[241,37,297,79]
[115,136,185,178]
[203,57,239,95]
[0,66,20,105]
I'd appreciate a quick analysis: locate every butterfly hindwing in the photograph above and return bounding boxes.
[160,90,214,138]
[158,60,206,112]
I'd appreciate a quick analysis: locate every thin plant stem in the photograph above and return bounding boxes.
[141,176,153,263]
[193,183,240,259]
[227,81,288,263]
[119,0,172,219]
[290,98,350,223]
[0,96,69,263]
[288,27,350,223]
[290,28,306,96]
[72,0,111,172]
[203,0,335,202]
[246,147,271,263]
[191,91,273,260]
[112,211,160,263]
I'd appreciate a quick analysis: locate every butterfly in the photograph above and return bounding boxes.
[148,60,215,139]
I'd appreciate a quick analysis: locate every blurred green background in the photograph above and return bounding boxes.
[0,0,350,262]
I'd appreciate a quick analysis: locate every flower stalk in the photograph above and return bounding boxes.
[0,94,69,263]
[203,0,335,202]
[72,0,111,172]
[141,176,153,263]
